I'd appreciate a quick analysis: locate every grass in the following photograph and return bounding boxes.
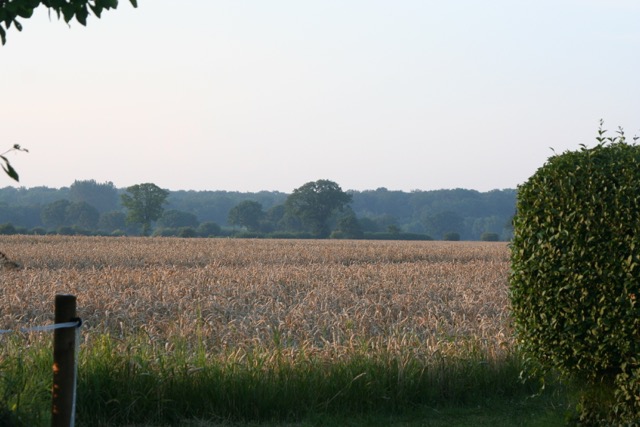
[1,332,570,426]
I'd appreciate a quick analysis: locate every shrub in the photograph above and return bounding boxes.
[56,226,76,236]
[197,222,221,237]
[361,232,432,241]
[71,226,93,236]
[329,230,348,239]
[14,226,29,235]
[480,232,500,242]
[0,223,16,235]
[387,224,401,234]
[30,227,47,236]
[265,231,314,239]
[157,210,200,229]
[443,232,460,241]
[232,231,263,238]
[510,124,640,424]
[177,227,198,238]
[152,227,178,237]
[333,213,364,239]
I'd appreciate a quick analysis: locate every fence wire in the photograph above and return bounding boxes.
[1,317,82,427]
[0,319,81,335]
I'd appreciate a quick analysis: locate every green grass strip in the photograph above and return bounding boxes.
[1,334,567,426]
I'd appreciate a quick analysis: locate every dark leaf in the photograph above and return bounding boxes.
[89,4,103,18]
[48,0,68,8]
[0,26,5,45]
[0,156,19,182]
[17,7,34,18]
[61,4,75,22]
[75,5,88,26]
[130,0,138,7]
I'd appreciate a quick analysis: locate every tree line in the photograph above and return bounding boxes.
[0,179,515,240]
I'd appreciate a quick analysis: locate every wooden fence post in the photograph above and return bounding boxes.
[51,294,78,427]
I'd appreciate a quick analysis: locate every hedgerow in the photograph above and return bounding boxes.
[510,123,640,424]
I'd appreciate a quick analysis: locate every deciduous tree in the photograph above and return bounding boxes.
[97,210,126,233]
[332,210,363,239]
[121,183,169,236]
[285,180,352,237]
[228,200,265,232]
[69,179,119,213]
[422,211,464,240]
[65,200,99,229]
[40,199,71,229]
[157,209,200,229]
[197,221,221,237]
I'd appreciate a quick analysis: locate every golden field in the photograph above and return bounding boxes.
[0,236,513,362]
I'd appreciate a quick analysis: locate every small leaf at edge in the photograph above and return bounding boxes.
[1,157,19,182]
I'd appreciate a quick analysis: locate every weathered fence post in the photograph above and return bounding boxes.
[51,294,77,427]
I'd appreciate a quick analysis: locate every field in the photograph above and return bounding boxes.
[0,236,565,426]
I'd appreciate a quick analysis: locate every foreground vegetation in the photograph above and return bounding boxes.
[512,131,640,424]
[0,237,566,425]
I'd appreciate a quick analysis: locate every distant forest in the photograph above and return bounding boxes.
[0,180,516,241]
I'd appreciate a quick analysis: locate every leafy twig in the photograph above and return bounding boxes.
[1,144,29,182]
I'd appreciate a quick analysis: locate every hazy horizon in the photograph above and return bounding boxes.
[2,1,638,193]
[1,178,517,194]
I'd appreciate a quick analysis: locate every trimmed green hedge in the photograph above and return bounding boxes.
[510,125,640,424]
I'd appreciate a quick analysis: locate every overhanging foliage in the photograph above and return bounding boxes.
[0,0,137,45]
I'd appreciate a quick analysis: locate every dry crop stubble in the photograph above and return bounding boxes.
[0,236,512,363]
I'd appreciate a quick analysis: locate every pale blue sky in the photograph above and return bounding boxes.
[1,1,639,192]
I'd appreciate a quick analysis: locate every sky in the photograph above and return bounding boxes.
[1,0,639,193]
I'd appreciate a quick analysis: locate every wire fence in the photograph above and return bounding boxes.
[0,294,81,427]
[0,320,81,335]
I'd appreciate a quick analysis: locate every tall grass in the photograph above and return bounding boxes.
[0,236,548,425]
[73,334,530,426]
[0,335,52,426]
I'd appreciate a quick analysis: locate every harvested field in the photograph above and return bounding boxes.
[0,236,512,361]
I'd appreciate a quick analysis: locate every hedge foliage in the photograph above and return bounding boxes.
[510,124,640,424]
